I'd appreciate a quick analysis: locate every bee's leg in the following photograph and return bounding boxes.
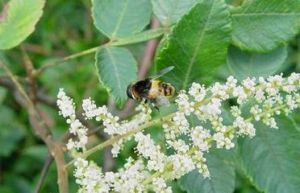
[150,99,159,111]
[141,98,148,104]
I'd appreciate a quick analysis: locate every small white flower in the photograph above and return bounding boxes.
[168,154,195,179]
[190,150,210,178]
[230,106,241,117]
[263,117,278,129]
[82,98,101,119]
[286,95,297,110]
[188,83,206,102]
[190,126,211,152]
[168,139,190,153]
[74,159,110,193]
[66,138,75,150]
[172,112,189,134]
[233,86,247,104]
[242,77,256,91]
[135,133,166,172]
[233,117,256,137]
[200,98,222,118]
[226,76,237,90]
[57,88,75,118]
[250,105,263,121]
[211,82,229,100]
[254,88,265,102]
[176,91,194,115]
[152,178,172,193]
[213,131,234,149]
[57,89,88,151]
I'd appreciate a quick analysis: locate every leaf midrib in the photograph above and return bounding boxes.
[105,48,122,93]
[111,0,129,38]
[182,1,215,89]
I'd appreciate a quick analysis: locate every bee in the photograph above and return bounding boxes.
[127,66,176,108]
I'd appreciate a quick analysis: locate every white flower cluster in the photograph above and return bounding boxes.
[74,158,109,193]
[57,73,299,193]
[58,95,152,156]
[135,132,166,172]
[57,89,88,151]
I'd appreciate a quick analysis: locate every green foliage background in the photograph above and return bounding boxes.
[0,0,300,193]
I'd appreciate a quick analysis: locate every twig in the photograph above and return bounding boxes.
[137,19,160,80]
[29,113,68,193]
[23,43,50,55]
[0,76,57,108]
[34,154,53,193]
[0,60,69,193]
[36,90,57,108]
[21,45,37,102]
[34,46,99,76]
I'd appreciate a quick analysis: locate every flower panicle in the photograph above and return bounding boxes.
[57,73,300,193]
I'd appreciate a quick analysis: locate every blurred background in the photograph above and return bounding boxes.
[0,0,299,193]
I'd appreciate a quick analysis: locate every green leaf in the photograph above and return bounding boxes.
[231,0,300,52]
[151,0,198,26]
[179,149,235,193]
[92,0,152,39]
[155,0,232,89]
[95,46,137,105]
[240,115,300,193]
[227,46,287,81]
[0,0,45,50]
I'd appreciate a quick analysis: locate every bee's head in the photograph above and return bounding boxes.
[126,84,135,99]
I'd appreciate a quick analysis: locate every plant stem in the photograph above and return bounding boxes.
[34,154,53,193]
[66,98,212,168]
[35,27,165,76]
[35,46,99,75]
[65,113,174,168]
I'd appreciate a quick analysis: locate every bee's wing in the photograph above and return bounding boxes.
[150,66,174,80]
[155,95,170,107]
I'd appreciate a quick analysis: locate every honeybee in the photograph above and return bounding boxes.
[127,66,176,108]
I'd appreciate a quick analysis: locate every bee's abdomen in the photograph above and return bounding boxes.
[160,82,175,96]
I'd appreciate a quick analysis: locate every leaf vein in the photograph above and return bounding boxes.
[182,0,215,89]
[111,0,129,38]
[105,48,123,93]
